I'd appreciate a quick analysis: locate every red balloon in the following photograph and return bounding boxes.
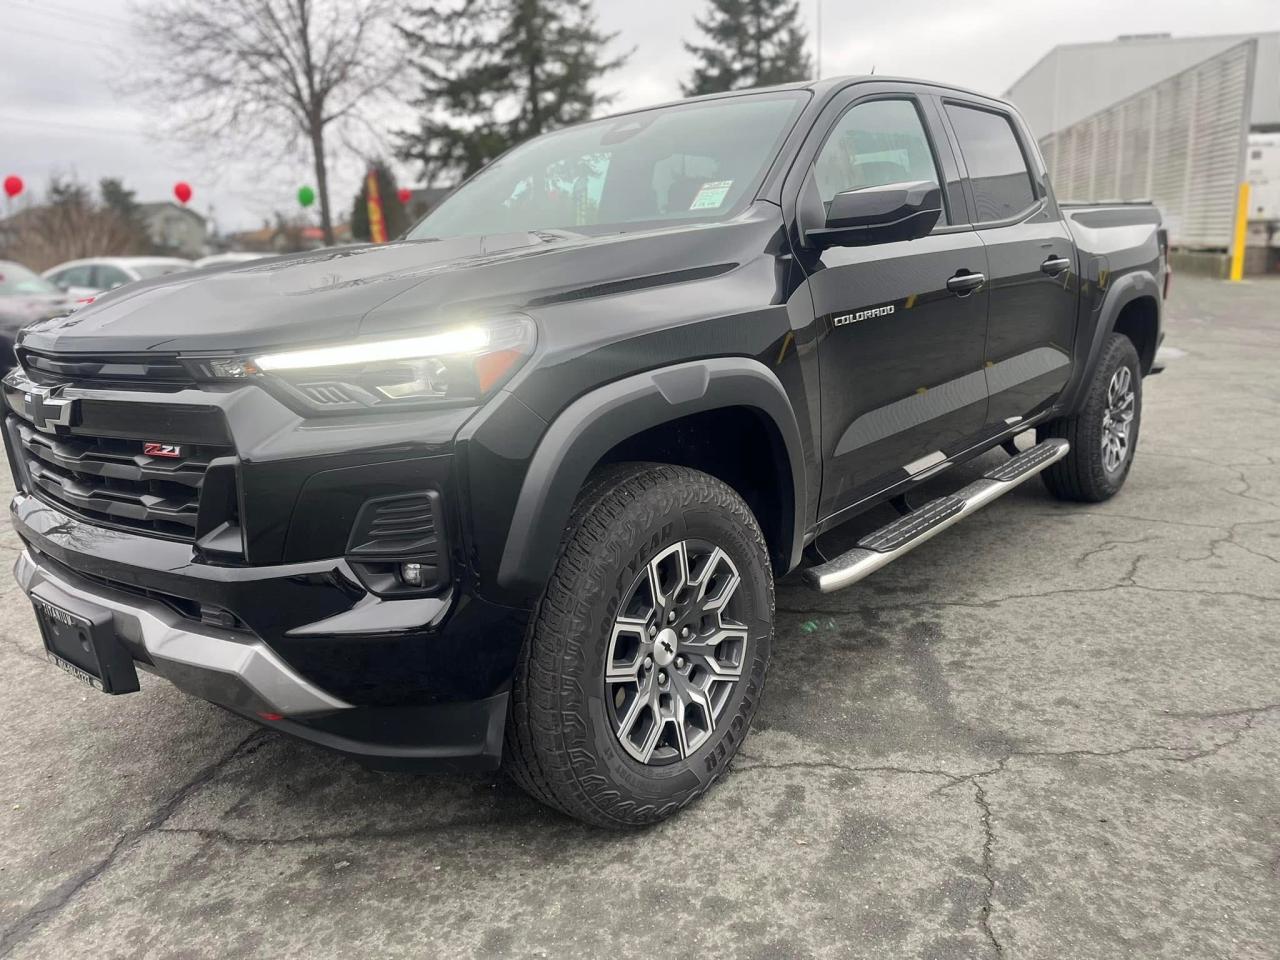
[173,181,193,205]
[3,175,22,199]
[396,187,411,205]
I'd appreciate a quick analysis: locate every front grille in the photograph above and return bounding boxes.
[19,348,195,388]
[14,421,232,540]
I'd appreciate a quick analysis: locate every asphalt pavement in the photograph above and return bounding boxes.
[0,274,1277,959]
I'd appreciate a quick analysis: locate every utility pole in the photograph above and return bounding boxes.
[815,0,822,79]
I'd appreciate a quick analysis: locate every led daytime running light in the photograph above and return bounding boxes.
[254,325,491,372]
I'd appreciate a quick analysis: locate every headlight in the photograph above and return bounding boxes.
[198,316,536,411]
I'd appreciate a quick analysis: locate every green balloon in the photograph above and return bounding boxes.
[297,186,315,208]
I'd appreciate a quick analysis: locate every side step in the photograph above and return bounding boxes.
[802,438,1070,593]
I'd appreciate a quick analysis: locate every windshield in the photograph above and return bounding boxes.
[409,91,808,240]
[133,262,191,279]
[0,262,60,296]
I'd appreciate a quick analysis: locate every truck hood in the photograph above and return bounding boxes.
[17,211,775,356]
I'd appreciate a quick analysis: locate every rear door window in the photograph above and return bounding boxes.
[945,104,1037,223]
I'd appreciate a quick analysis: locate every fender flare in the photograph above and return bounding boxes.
[1061,269,1161,415]
[496,357,808,599]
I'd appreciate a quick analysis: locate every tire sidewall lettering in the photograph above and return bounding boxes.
[562,471,773,810]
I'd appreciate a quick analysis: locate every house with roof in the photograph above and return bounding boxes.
[139,202,207,258]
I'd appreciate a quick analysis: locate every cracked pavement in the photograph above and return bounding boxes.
[1,274,1278,958]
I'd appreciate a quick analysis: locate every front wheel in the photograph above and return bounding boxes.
[1038,332,1142,502]
[503,463,774,828]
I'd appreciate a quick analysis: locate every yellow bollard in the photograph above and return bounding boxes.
[1229,182,1250,282]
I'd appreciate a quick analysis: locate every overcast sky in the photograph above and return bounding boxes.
[2,0,1277,233]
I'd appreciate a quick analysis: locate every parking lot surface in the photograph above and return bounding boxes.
[0,274,1277,959]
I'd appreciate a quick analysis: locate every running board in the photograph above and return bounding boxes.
[802,438,1070,593]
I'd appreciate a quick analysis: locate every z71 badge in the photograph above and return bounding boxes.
[833,303,895,326]
[143,442,182,459]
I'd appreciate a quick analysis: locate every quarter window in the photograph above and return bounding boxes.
[813,99,945,224]
[945,105,1037,222]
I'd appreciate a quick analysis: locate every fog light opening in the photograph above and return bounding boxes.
[398,561,427,588]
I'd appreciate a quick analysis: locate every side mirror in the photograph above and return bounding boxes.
[804,180,942,248]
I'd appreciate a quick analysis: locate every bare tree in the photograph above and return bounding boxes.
[129,0,403,245]
[0,179,150,272]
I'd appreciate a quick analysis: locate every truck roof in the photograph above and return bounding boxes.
[596,75,1010,123]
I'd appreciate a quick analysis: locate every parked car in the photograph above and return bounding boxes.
[194,252,270,269]
[4,77,1166,827]
[42,256,192,299]
[0,261,72,369]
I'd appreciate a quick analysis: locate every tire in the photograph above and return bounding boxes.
[503,462,774,828]
[1039,333,1142,502]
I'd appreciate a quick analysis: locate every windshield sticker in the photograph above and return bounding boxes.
[689,180,734,210]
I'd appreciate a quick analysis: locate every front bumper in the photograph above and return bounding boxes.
[2,359,533,769]
[11,495,525,771]
[16,548,351,715]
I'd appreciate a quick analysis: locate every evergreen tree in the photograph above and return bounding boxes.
[397,0,626,185]
[47,177,90,211]
[683,0,812,96]
[99,178,149,249]
[99,178,139,219]
[350,162,411,242]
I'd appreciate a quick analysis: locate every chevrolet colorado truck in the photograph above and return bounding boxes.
[4,77,1165,827]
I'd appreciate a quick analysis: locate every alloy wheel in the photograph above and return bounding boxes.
[604,539,748,765]
[1100,365,1135,473]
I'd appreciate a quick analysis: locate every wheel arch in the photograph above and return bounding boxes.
[1061,269,1162,415]
[495,358,807,603]
[1112,295,1160,374]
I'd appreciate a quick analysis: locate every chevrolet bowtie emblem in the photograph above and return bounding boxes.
[23,386,75,433]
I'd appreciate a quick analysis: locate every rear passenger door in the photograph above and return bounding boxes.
[786,85,991,521]
[940,99,1078,430]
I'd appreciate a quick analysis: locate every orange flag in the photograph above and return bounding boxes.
[366,170,388,244]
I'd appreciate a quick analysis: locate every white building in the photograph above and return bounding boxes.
[1005,33,1280,261]
[1006,32,1280,140]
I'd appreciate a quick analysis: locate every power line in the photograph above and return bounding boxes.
[11,9,128,36]
[12,0,131,31]
[0,113,150,139]
[0,22,109,51]
[815,0,822,80]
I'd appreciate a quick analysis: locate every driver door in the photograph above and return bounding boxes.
[790,90,992,520]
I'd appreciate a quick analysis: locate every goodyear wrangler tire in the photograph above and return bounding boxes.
[503,462,774,828]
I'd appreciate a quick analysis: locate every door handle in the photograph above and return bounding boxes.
[1041,255,1071,276]
[946,271,985,296]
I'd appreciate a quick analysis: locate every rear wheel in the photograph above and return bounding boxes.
[504,462,774,828]
[1039,333,1142,502]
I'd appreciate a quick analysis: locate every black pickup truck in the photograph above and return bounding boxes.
[4,77,1165,827]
